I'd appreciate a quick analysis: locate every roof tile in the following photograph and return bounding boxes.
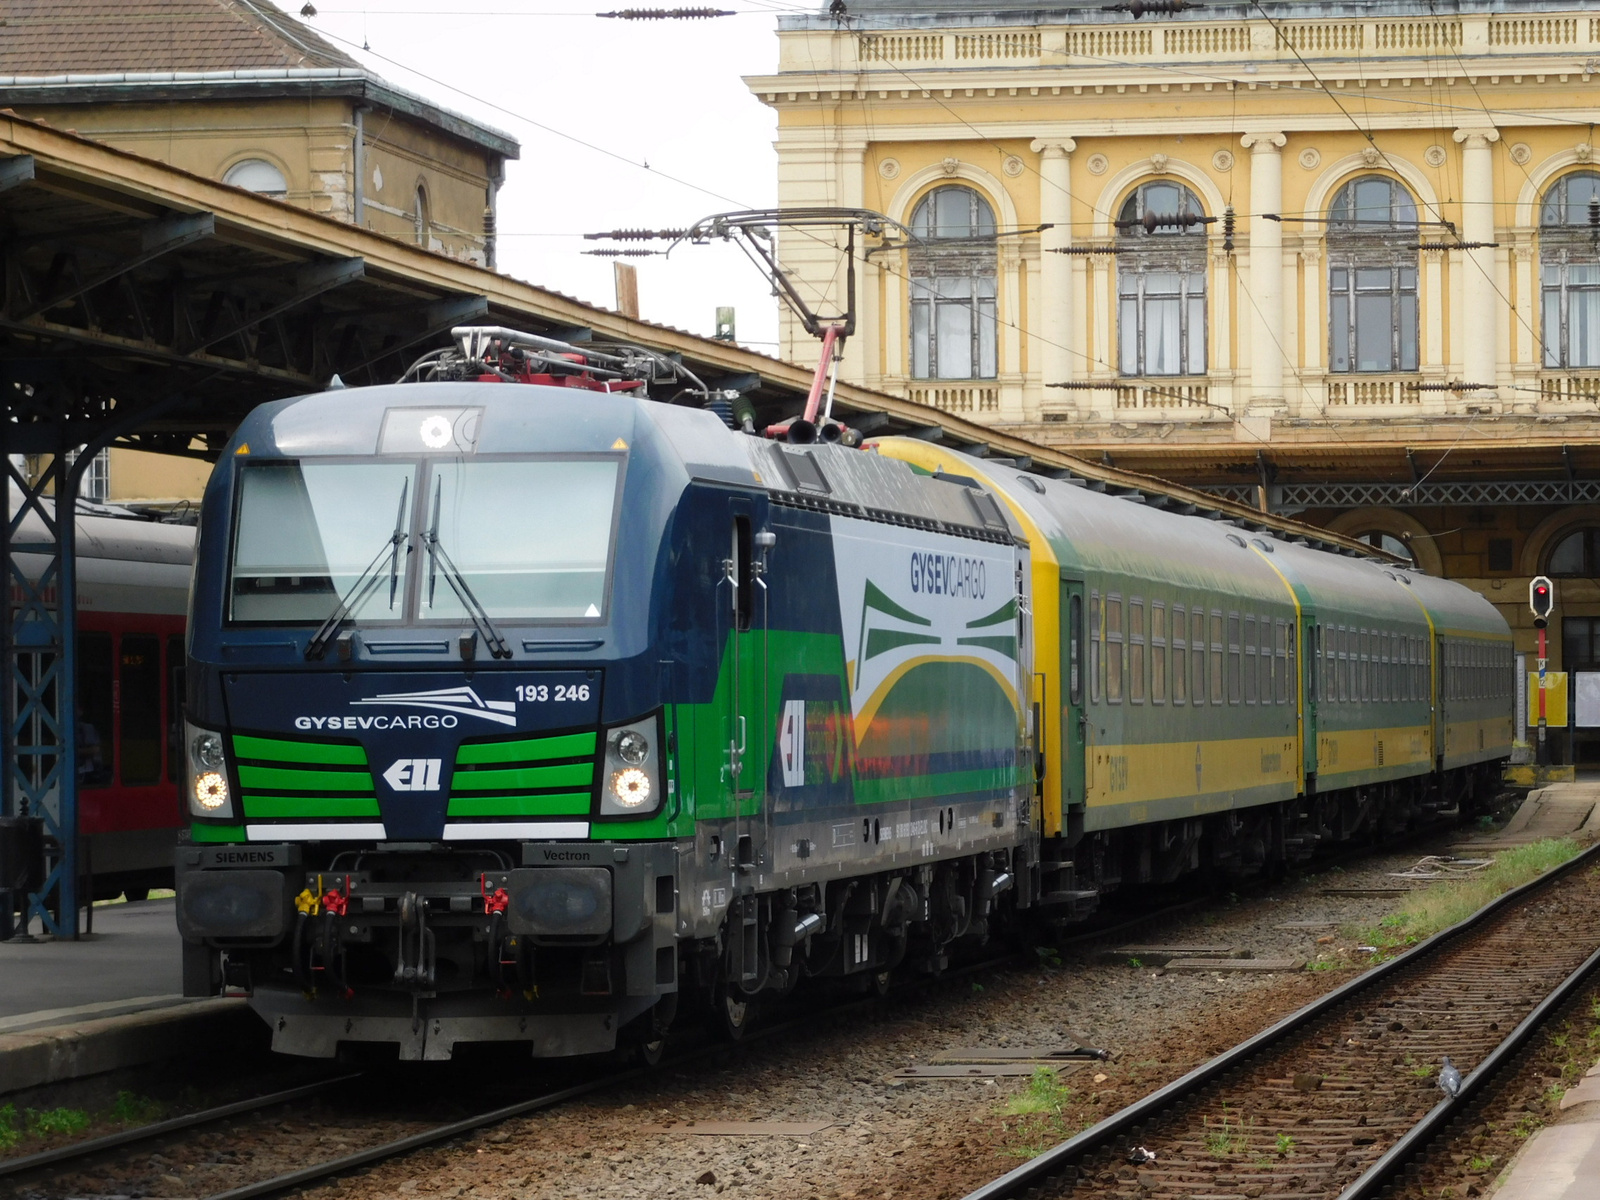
[0,0,361,76]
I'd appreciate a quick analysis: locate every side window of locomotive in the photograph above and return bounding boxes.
[1068,594,1083,706]
[1227,613,1242,704]
[1129,599,1146,704]
[1171,605,1186,704]
[732,516,753,633]
[1243,615,1257,704]
[1089,592,1102,704]
[120,634,162,786]
[77,632,114,789]
[1151,602,1167,704]
[1209,611,1224,705]
[168,634,186,784]
[1106,594,1124,703]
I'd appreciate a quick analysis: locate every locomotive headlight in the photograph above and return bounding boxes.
[608,768,651,808]
[600,716,661,817]
[614,730,649,766]
[184,719,235,820]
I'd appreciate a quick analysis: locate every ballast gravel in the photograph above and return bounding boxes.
[306,845,1447,1200]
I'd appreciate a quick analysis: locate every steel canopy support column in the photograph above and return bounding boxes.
[1241,132,1287,409]
[1031,137,1077,414]
[1455,128,1501,398]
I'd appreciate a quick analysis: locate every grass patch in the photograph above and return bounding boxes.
[1354,838,1584,958]
[997,1067,1074,1158]
[107,1092,164,1126]
[26,1107,90,1137]
[0,1103,18,1151]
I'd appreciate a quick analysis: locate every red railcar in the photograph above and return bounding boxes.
[12,505,195,899]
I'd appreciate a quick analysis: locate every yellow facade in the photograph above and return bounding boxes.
[751,7,1600,424]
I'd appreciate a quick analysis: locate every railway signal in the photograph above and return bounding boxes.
[1530,575,1555,764]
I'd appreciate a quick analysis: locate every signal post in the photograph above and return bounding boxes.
[1530,576,1554,767]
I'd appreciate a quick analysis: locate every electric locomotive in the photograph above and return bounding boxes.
[175,329,1032,1059]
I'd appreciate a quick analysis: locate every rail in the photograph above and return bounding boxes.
[961,839,1600,1200]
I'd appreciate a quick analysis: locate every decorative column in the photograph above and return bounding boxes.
[1455,128,1501,395]
[1031,138,1077,410]
[1241,132,1287,408]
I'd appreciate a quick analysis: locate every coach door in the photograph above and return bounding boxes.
[1060,581,1088,811]
[1303,617,1320,778]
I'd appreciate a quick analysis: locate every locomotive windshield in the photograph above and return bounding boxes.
[228,456,619,625]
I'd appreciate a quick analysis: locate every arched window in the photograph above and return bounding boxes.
[1116,181,1207,377]
[908,186,997,380]
[414,183,431,245]
[1354,531,1414,564]
[1547,527,1600,576]
[1327,176,1419,373]
[1539,172,1600,368]
[223,158,287,197]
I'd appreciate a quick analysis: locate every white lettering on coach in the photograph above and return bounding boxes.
[383,758,442,792]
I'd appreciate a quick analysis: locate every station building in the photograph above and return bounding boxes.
[751,0,1600,761]
[0,0,518,507]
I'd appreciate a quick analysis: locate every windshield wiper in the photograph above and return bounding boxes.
[305,478,410,661]
[424,477,512,660]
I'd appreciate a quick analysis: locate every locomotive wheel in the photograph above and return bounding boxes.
[714,986,756,1042]
[636,1035,668,1067]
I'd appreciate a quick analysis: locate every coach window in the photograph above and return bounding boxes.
[1129,599,1146,703]
[1336,627,1348,702]
[1227,613,1242,704]
[1069,594,1084,706]
[1243,615,1258,704]
[1254,620,1267,704]
[1540,172,1600,368]
[1328,175,1420,373]
[1090,592,1103,704]
[1153,602,1169,704]
[120,634,162,786]
[1164,604,1177,700]
[910,185,999,380]
[77,632,114,788]
[1275,621,1290,704]
[1106,595,1125,703]
[1190,611,1203,704]
[1209,611,1224,705]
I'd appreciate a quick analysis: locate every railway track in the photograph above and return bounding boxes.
[964,839,1600,1200]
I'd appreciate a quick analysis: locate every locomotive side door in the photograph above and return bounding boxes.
[724,506,767,879]
[1059,579,1088,811]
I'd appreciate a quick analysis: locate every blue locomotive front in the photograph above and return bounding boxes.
[176,381,696,1059]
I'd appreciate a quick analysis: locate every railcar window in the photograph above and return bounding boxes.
[120,634,162,786]
[1151,602,1167,704]
[1254,620,1267,704]
[168,635,185,785]
[1209,611,1224,704]
[1227,613,1242,704]
[1172,605,1186,704]
[1243,614,1257,704]
[1361,630,1372,701]
[1275,621,1289,703]
[1106,595,1124,703]
[77,632,113,788]
[1337,627,1349,703]
[1285,624,1296,705]
[421,459,621,623]
[1090,592,1103,704]
[1129,599,1146,704]
[1069,594,1083,706]
[230,460,417,623]
[1309,625,1321,702]
[1191,609,1205,705]
[733,517,754,633]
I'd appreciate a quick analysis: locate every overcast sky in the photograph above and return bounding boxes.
[272,0,797,352]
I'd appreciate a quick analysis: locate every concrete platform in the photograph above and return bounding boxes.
[1489,1063,1600,1200]
[1453,783,1600,854]
[0,898,183,1018]
[0,898,264,1094]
